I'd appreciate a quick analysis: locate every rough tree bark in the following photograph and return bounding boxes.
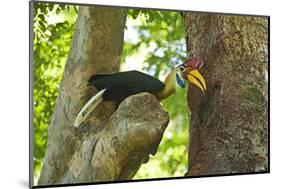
[184,13,268,176]
[37,6,169,185]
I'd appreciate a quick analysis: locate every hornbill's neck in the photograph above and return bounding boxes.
[153,69,178,101]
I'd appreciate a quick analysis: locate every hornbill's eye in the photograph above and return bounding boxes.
[179,66,185,71]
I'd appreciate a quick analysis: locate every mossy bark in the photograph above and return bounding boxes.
[184,13,268,176]
[37,6,169,185]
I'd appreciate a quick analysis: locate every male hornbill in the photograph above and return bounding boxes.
[73,58,206,127]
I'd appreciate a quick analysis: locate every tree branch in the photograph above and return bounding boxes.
[60,93,169,183]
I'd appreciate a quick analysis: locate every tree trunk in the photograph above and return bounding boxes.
[37,6,169,185]
[184,13,268,176]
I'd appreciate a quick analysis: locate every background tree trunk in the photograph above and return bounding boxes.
[184,13,268,176]
[38,6,169,185]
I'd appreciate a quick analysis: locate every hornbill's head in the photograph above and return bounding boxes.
[176,58,206,92]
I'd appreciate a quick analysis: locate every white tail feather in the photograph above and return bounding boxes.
[73,89,106,127]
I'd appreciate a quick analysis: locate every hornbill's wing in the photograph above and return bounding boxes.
[88,70,165,93]
[102,84,135,103]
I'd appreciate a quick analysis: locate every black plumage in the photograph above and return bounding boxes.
[88,70,164,103]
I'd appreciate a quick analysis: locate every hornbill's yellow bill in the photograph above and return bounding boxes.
[184,68,206,93]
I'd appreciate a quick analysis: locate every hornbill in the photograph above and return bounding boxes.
[73,58,206,127]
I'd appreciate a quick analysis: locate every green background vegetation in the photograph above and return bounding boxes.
[33,2,189,182]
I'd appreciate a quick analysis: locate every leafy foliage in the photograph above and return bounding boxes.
[33,2,77,180]
[33,3,189,181]
[125,9,187,77]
